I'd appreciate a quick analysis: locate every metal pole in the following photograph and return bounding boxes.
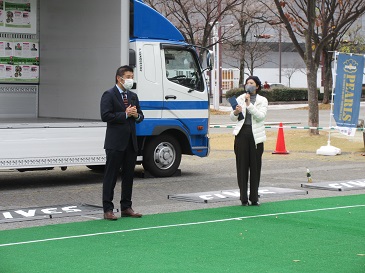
[218,0,222,103]
[121,0,130,65]
[213,24,219,110]
[216,31,221,107]
[327,51,338,145]
[279,27,282,83]
[211,38,216,108]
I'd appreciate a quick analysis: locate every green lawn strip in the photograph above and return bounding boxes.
[0,195,364,273]
[1,194,364,245]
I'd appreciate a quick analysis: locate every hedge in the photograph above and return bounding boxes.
[225,87,329,102]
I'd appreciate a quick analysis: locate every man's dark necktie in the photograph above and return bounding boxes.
[122,92,128,108]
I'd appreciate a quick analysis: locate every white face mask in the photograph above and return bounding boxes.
[121,78,134,90]
[245,84,256,94]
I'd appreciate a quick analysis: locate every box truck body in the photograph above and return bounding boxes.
[0,0,210,177]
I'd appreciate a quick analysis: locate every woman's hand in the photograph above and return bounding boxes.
[234,105,242,116]
[245,93,250,106]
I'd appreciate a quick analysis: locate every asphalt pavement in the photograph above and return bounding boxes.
[0,103,365,231]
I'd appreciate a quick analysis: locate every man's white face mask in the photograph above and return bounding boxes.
[122,78,134,90]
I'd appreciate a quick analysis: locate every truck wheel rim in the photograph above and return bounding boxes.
[153,142,175,170]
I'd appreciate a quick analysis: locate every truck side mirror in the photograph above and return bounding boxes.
[206,50,213,71]
[129,49,136,67]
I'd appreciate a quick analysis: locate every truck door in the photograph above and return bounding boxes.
[132,42,164,120]
[161,45,209,133]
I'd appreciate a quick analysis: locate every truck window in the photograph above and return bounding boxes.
[165,49,204,92]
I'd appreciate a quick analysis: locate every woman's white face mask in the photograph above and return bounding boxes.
[245,84,256,94]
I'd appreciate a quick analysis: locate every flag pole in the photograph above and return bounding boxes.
[327,51,336,145]
[316,51,341,156]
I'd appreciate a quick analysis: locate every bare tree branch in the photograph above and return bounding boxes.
[269,0,365,133]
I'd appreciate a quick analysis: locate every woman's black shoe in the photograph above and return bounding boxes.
[251,202,260,206]
[241,201,249,206]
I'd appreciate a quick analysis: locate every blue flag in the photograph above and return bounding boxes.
[333,53,364,130]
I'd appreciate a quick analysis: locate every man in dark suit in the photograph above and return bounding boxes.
[100,65,144,220]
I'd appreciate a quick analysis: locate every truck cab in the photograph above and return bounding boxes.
[132,41,209,176]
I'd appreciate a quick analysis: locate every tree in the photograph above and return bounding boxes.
[282,62,304,87]
[144,0,244,102]
[244,36,272,76]
[145,0,276,85]
[144,0,243,50]
[338,26,365,54]
[223,25,274,81]
[319,3,365,104]
[270,0,365,134]
[224,1,272,83]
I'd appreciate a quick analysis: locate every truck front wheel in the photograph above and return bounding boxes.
[143,135,181,177]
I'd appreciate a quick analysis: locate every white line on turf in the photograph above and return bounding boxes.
[0,204,364,248]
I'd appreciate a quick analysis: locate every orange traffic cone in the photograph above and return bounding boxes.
[272,122,289,154]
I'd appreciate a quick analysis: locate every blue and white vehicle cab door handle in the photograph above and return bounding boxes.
[165,95,177,100]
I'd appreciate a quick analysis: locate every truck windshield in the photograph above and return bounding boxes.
[164,49,204,92]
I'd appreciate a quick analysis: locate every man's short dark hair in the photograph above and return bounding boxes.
[115,65,133,83]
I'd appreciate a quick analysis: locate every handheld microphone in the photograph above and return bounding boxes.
[245,85,256,101]
[131,96,136,106]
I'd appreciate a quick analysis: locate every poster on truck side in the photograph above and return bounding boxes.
[0,0,37,33]
[0,39,38,82]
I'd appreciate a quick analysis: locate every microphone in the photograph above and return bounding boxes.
[245,85,255,102]
[131,96,136,106]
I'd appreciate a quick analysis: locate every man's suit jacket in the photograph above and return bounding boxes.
[100,86,144,152]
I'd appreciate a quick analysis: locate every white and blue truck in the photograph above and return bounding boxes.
[0,0,211,177]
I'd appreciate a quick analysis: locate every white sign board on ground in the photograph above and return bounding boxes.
[168,187,307,203]
[0,204,103,223]
[301,179,365,191]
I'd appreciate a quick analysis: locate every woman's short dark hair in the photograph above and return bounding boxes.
[245,76,262,92]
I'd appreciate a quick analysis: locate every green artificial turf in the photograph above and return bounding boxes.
[0,195,364,273]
